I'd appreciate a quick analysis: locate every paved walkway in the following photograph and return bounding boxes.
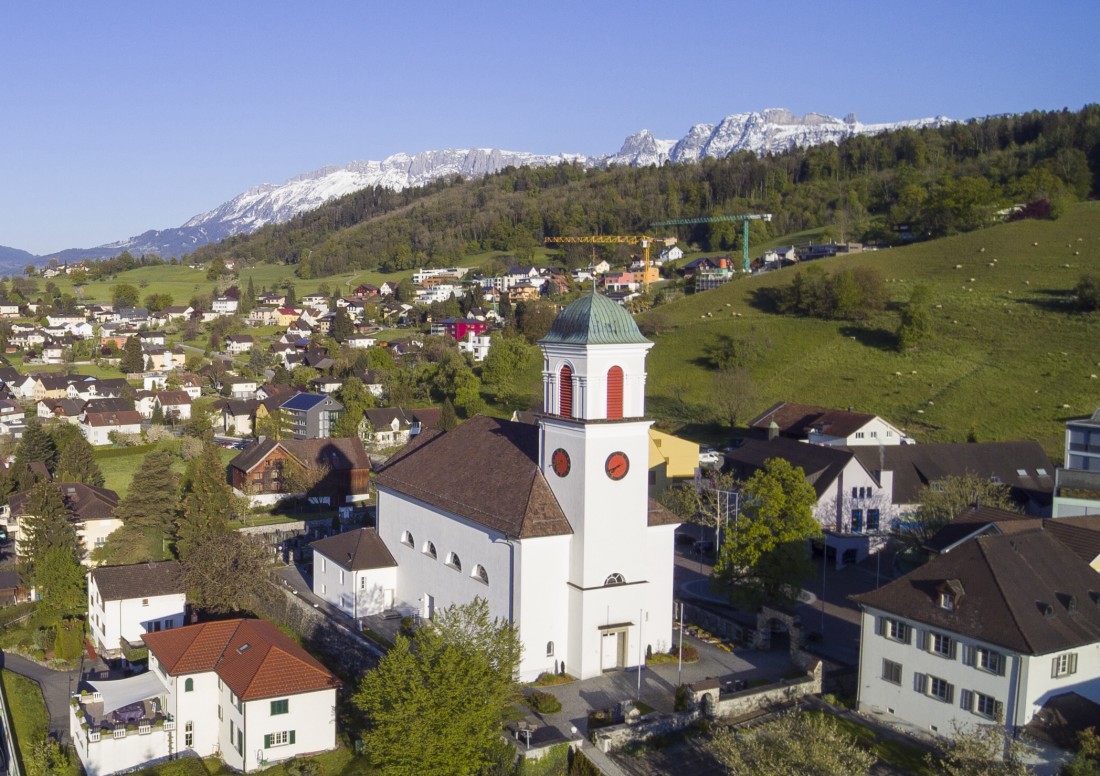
[525,634,795,771]
[0,652,80,742]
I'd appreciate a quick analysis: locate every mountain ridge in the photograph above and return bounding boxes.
[37,108,951,263]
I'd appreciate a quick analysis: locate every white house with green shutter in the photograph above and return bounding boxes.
[853,531,1100,739]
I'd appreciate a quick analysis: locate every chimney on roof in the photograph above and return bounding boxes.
[767,420,779,441]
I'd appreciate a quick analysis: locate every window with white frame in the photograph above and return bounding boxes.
[546,641,554,657]
[185,721,194,747]
[423,541,437,559]
[976,647,1004,675]
[879,617,911,644]
[927,631,955,659]
[472,564,488,584]
[975,692,998,719]
[446,552,462,571]
[1052,653,1078,678]
[266,730,295,747]
[605,572,625,586]
[924,674,953,703]
[401,530,414,547]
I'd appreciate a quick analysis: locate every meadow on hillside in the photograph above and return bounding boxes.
[640,202,1100,458]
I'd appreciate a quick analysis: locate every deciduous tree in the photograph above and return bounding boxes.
[892,474,1018,553]
[182,531,270,613]
[713,457,820,606]
[711,710,875,776]
[354,597,521,776]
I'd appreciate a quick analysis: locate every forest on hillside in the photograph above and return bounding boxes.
[180,107,1100,278]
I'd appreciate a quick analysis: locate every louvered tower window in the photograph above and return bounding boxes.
[559,365,573,417]
[607,366,623,419]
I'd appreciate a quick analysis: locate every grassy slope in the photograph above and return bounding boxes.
[641,202,1100,458]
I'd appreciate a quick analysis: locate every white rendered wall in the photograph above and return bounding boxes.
[514,535,572,681]
[311,551,396,618]
[245,689,338,772]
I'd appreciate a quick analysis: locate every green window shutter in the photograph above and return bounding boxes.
[264,734,271,748]
[289,730,296,745]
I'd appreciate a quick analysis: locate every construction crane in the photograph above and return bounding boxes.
[543,235,665,287]
[650,214,773,272]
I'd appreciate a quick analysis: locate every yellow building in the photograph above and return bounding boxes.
[648,428,700,495]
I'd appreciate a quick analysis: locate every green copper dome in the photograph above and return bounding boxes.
[540,290,651,346]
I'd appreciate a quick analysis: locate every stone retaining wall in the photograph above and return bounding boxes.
[252,581,378,680]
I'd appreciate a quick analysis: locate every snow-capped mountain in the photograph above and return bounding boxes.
[41,109,951,261]
[601,108,952,166]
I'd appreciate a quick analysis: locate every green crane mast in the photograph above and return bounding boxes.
[650,213,773,272]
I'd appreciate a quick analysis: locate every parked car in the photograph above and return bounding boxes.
[699,447,721,467]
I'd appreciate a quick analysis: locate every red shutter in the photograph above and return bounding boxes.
[607,366,623,419]
[559,365,573,417]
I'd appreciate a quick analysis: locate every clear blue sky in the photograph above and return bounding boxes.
[1,0,1096,255]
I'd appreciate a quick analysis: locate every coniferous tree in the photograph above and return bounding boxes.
[120,335,144,373]
[240,275,255,315]
[20,480,78,578]
[96,449,179,563]
[13,421,58,490]
[439,397,458,431]
[332,308,353,343]
[176,441,240,560]
[55,434,105,487]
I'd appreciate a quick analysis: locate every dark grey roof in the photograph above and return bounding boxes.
[924,505,1038,554]
[722,437,856,498]
[849,441,1055,508]
[540,290,650,346]
[747,401,881,439]
[310,528,396,571]
[375,415,572,539]
[89,561,185,601]
[1042,515,1100,565]
[853,532,1100,655]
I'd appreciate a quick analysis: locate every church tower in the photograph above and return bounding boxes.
[538,291,673,677]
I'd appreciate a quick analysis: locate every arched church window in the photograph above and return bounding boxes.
[401,530,414,547]
[446,552,462,572]
[423,541,437,559]
[546,641,555,657]
[606,366,623,419]
[604,572,625,586]
[559,365,573,417]
[473,564,488,584]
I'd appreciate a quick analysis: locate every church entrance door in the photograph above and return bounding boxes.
[421,594,434,620]
[600,630,624,671]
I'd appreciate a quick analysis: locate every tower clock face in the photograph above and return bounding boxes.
[605,451,630,481]
[551,448,571,477]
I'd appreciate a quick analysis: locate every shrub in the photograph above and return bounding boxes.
[533,672,574,686]
[525,690,562,715]
[674,684,692,711]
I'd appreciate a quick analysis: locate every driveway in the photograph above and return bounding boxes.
[0,652,80,742]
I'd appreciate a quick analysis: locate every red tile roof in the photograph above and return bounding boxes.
[143,619,340,700]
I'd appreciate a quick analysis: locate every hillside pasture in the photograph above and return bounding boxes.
[641,202,1100,458]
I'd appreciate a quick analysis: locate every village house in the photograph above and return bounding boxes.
[225,334,256,355]
[228,437,372,506]
[723,436,890,566]
[1054,409,1100,518]
[87,561,187,661]
[853,531,1100,744]
[0,300,20,318]
[154,391,192,422]
[81,410,143,446]
[359,407,441,451]
[71,618,340,776]
[4,482,121,564]
[457,330,492,362]
[211,296,239,315]
[748,401,912,446]
[309,528,397,618]
[279,393,343,440]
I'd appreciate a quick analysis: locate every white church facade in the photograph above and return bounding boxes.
[374,292,679,681]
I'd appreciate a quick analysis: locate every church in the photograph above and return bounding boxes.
[374,291,680,681]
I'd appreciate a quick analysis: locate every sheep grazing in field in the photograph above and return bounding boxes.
[955,264,963,269]
[970,277,976,282]
[979,247,986,253]
[1033,242,1039,246]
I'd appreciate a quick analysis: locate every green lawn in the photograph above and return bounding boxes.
[639,201,1100,457]
[92,443,236,497]
[0,669,82,776]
